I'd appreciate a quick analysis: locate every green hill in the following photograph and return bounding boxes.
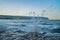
[0,15,32,20]
[0,15,49,20]
[0,15,60,23]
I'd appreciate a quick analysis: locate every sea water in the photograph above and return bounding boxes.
[0,19,60,40]
[0,19,60,33]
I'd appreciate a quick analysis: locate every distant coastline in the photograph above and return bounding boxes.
[0,15,32,20]
[0,15,60,22]
[0,15,49,20]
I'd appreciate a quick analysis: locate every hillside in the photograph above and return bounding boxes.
[0,15,60,22]
[0,15,48,20]
[0,15,32,20]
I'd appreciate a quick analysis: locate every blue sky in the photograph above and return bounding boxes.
[0,0,60,19]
